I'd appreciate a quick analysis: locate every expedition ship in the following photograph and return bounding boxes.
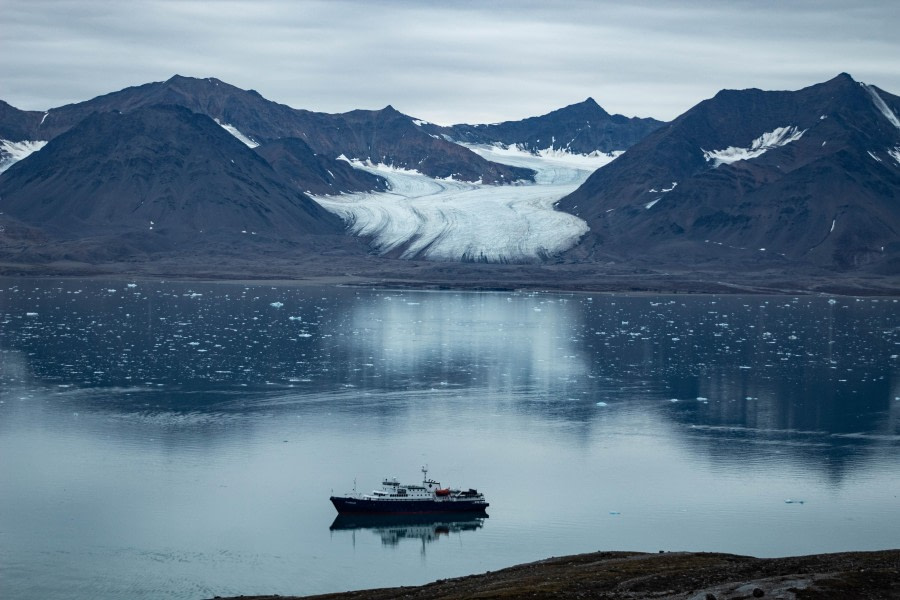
[330,467,489,514]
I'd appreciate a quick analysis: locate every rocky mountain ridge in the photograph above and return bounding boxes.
[560,73,900,274]
[424,97,664,155]
[1,73,898,290]
[0,75,532,189]
[0,104,348,261]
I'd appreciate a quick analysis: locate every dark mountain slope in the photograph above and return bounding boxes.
[0,100,44,140]
[295,105,534,182]
[0,105,344,251]
[430,98,664,154]
[560,74,900,273]
[254,137,388,196]
[7,75,532,186]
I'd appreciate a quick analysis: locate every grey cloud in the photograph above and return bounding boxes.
[2,0,898,124]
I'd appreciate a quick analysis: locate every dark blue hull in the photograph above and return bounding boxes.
[330,495,489,514]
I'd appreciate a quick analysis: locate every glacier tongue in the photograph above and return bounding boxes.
[702,126,806,167]
[313,146,616,262]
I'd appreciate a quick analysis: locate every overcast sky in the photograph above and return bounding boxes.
[3,0,899,124]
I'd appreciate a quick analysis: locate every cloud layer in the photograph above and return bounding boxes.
[3,0,898,123]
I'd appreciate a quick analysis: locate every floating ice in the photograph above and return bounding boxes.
[596,401,608,406]
[702,126,806,167]
[270,302,284,308]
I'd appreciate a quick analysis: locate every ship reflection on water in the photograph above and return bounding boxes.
[330,513,488,549]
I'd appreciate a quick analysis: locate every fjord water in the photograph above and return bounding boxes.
[1,280,898,600]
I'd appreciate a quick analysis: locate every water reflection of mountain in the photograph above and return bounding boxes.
[329,513,487,548]
[2,280,897,477]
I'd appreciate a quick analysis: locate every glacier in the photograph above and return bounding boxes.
[702,126,806,167]
[313,145,618,262]
[864,84,900,131]
[0,140,48,173]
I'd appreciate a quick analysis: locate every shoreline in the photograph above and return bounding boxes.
[209,549,900,599]
[1,265,898,297]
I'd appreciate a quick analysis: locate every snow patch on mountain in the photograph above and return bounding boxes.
[314,146,600,262]
[0,140,48,173]
[702,126,806,167]
[864,84,900,131]
[649,182,677,193]
[214,119,259,148]
[889,147,900,166]
[475,143,622,173]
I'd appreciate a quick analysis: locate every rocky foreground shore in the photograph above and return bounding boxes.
[212,549,899,600]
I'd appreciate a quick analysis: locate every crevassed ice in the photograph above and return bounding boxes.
[214,119,259,148]
[702,126,806,167]
[313,144,619,262]
[0,139,48,173]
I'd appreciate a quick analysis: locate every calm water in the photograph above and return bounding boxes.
[1,279,898,599]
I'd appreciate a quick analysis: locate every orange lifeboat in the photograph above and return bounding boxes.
[435,488,451,497]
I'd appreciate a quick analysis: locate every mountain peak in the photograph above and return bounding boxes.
[815,72,862,94]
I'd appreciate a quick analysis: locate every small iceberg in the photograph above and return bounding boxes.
[596,401,608,407]
[270,302,284,308]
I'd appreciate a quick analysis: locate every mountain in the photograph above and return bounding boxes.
[427,98,664,154]
[0,75,533,187]
[0,104,345,259]
[559,74,900,273]
[255,137,388,196]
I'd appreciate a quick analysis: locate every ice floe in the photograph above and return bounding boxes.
[702,126,806,167]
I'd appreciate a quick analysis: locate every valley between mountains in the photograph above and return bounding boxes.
[0,73,898,294]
